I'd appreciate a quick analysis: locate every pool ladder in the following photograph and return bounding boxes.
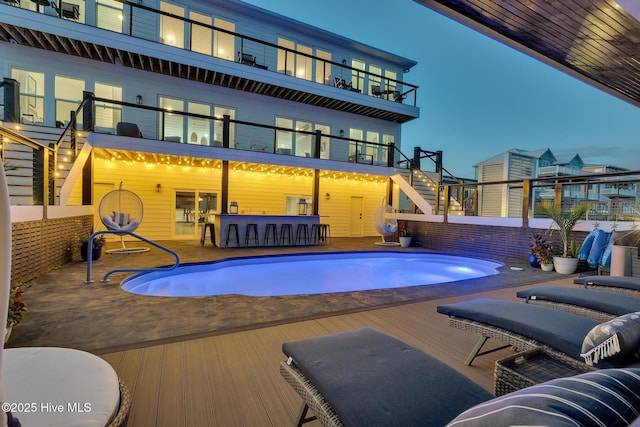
[84,230,180,284]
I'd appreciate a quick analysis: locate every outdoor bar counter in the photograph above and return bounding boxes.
[211,214,320,248]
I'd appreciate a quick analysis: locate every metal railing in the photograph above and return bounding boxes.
[3,0,419,106]
[84,230,180,283]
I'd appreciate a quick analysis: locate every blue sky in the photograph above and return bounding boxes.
[244,0,640,179]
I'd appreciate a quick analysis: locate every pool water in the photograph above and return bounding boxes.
[121,251,503,297]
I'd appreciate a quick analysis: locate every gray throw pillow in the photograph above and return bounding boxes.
[581,312,640,366]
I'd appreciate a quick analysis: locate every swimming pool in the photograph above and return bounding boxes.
[122,251,503,297]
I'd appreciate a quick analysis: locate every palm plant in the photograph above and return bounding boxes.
[540,203,590,257]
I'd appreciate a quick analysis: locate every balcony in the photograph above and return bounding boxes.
[0,1,419,123]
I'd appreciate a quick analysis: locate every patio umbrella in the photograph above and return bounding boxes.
[1,163,10,427]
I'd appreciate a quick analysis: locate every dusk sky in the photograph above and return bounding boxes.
[244,0,640,179]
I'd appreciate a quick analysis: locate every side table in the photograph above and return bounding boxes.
[494,348,595,396]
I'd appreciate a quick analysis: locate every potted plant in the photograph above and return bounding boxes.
[80,233,106,261]
[6,284,28,343]
[537,244,555,271]
[540,203,590,274]
[528,232,547,268]
[398,221,412,248]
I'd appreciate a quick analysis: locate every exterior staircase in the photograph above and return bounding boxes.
[1,122,86,205]
[392,167,464,215]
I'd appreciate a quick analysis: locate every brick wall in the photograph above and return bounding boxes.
[11,215,93,284]
[408,221,587,263]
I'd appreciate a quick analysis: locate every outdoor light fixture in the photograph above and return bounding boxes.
[298,198,308,216]
[136,95,142,105]
[339,129,344,137]
[229,200,239,214]
[325,192,330,200]
[156,183,161,193]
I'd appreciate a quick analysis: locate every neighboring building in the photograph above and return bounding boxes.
[0,0,422,241]
[474,148,638,218]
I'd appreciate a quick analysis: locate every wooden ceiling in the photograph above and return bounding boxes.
[416,0,640,107]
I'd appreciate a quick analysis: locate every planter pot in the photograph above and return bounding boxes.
[529,254,541,268]
[399,236,412,248]
[81,243,102,262]
[553,256,578,274]
[540,263,554,272]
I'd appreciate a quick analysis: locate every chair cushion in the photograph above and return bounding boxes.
[113,211,130,226]
[447,368,640,426]
[437,299,598,360]
[282,328,493,427]
[575,275,640,291]
[516,285,640,316]
[581,312,640,366]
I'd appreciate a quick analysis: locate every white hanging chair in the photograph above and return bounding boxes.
[99,183,149,254]
[374,202,400,246]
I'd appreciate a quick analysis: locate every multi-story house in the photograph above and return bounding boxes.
[0,0,422,252]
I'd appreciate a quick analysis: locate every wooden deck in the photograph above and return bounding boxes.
[99,276,575,427]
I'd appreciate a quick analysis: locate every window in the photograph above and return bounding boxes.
[12,69,44,124]
[275,117,293,154]
[369,64,381,96]
[159,97,184,142]
[285,195,312,216]
[276,118,328,157]
[94,83,122,131]
[187,101,210,145]
[365,131,379,162]
[174,190,217,237]
[384,70,397,99]
[296,44,312,81]
[315,49,331,85]
[160,2,184,48]
[351,59,365,92]
[97,0,123,32]
[213,106,235,147]
[277,38,295,76]
[55,76,84,126]
[191,12,212,55]
[214,18,235,61]
[349,128,363,157]
[382,134,394,164]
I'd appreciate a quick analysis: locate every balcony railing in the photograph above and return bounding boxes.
[3,0,419,106]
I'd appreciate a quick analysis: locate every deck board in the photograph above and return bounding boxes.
[99,277,576,426]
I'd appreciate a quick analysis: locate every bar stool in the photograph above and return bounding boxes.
[320,223,332,244]
[310,223,322,245]
[264,223,278,246]
[280,224,293,246]
[244,223,259,247]
[225,223,240,247]
[200,223,216,247]
[296,223,309,245]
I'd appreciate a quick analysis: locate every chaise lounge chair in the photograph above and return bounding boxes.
[280,328,640,427]
[575,275,640,296]
[436,298,640,368]
[517,285,640,321]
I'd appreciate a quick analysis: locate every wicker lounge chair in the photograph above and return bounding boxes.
[517,285,640,321]
[280,328,640,427]
[436,298,640,367]
[575,275,640,296]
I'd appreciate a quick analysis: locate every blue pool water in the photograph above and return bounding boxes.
[121,251,503,297]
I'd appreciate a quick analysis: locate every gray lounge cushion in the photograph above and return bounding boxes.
[447,368,640,426]
[282,328,493,427]
[581,312,640,366]
[437,298,598,360]
[575,275,640,291]
[517,285,640,316]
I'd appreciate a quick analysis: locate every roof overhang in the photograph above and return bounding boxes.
[414,0,640,108]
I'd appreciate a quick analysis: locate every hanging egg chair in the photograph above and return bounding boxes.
[374,199,400,246]
[98,183,149,254]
